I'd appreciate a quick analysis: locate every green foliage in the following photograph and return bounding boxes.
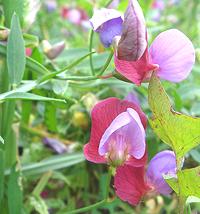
[7,13,25,86]
[5,152,85,177]
[8,166,23,214]
[2,0,24,27]
[148,73,200,158]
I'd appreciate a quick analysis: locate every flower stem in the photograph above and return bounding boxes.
[97,50,113,77]
[176,157,185,214]
[89,30,95,76]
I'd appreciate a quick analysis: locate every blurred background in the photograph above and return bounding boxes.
[0,0,200,213]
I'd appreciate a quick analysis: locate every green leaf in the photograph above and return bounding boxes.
[8,166,23,214]
[2,0,24,27]
[44,103,57,132]
[0,92,66,103]
[5,152,85,176]
[7,13,25,86]
[148,73,200,158]
[165,167,200,198]
[0,136,4,144]
[178,167,200,198]
[29,196,48,214]
[0,44,49,75]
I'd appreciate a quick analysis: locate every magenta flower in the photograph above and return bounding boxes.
[90,0,195,84]
[90,8,123,48]
[83,97,147,167]
[114,150,176,205]
[115,29,195,85]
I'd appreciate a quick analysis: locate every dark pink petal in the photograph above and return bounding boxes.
[117,0,147,61]
[115,49,158,85]
[83,97,147,164]
[126,146,147,167]
[114,165,150,205]
[149,29,195,82]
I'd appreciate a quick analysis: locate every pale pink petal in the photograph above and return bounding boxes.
[83,98,147,164]
[149,29,195,82]
[99,108,145,159]
[114,165,150,205]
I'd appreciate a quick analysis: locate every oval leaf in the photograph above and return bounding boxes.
[7,13,25,86]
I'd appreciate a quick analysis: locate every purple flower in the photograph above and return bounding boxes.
[146,150,177,195]
[43,138,68,154]
[90,8,123,48]
[45,0,57,12]
[125,92,140,106]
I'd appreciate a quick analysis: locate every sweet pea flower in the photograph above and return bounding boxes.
[90,0,195,84]
[114,150,177,205]
[90,8,123,48]
[115,29,195,85]
[84,97,147,167]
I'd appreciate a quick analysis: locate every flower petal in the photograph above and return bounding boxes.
[97,17,123,48]
[117,0,147,61]
[149,29,195,82]
[115,49,158,85]
[99,108,145,159]
[90,8,123,31]
[83,97,147,164]
[146,150,176,195]
[114,165,150,205]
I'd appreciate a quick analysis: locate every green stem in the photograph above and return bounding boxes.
[176,157,185,214]
[97,50,113,77]
[66,199,106,214]
[56,76,98,81]
[89,30,95,76]
[66,167,113,214]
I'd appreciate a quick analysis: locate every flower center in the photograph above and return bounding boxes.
[106,134,130,167]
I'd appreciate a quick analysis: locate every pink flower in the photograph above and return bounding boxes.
[61,7,88,25]
[114,150,177,205]
[84,97,147,167]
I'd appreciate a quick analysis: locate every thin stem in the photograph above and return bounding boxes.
[176,157,185,214]
[105,166,113,198]
[66,199,106,214]
[56,76,98,81]
[89,30,95,76]
[97,50,113,77]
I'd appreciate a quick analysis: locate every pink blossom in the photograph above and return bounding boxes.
[115,29,195,85]
[84,97,147,167]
